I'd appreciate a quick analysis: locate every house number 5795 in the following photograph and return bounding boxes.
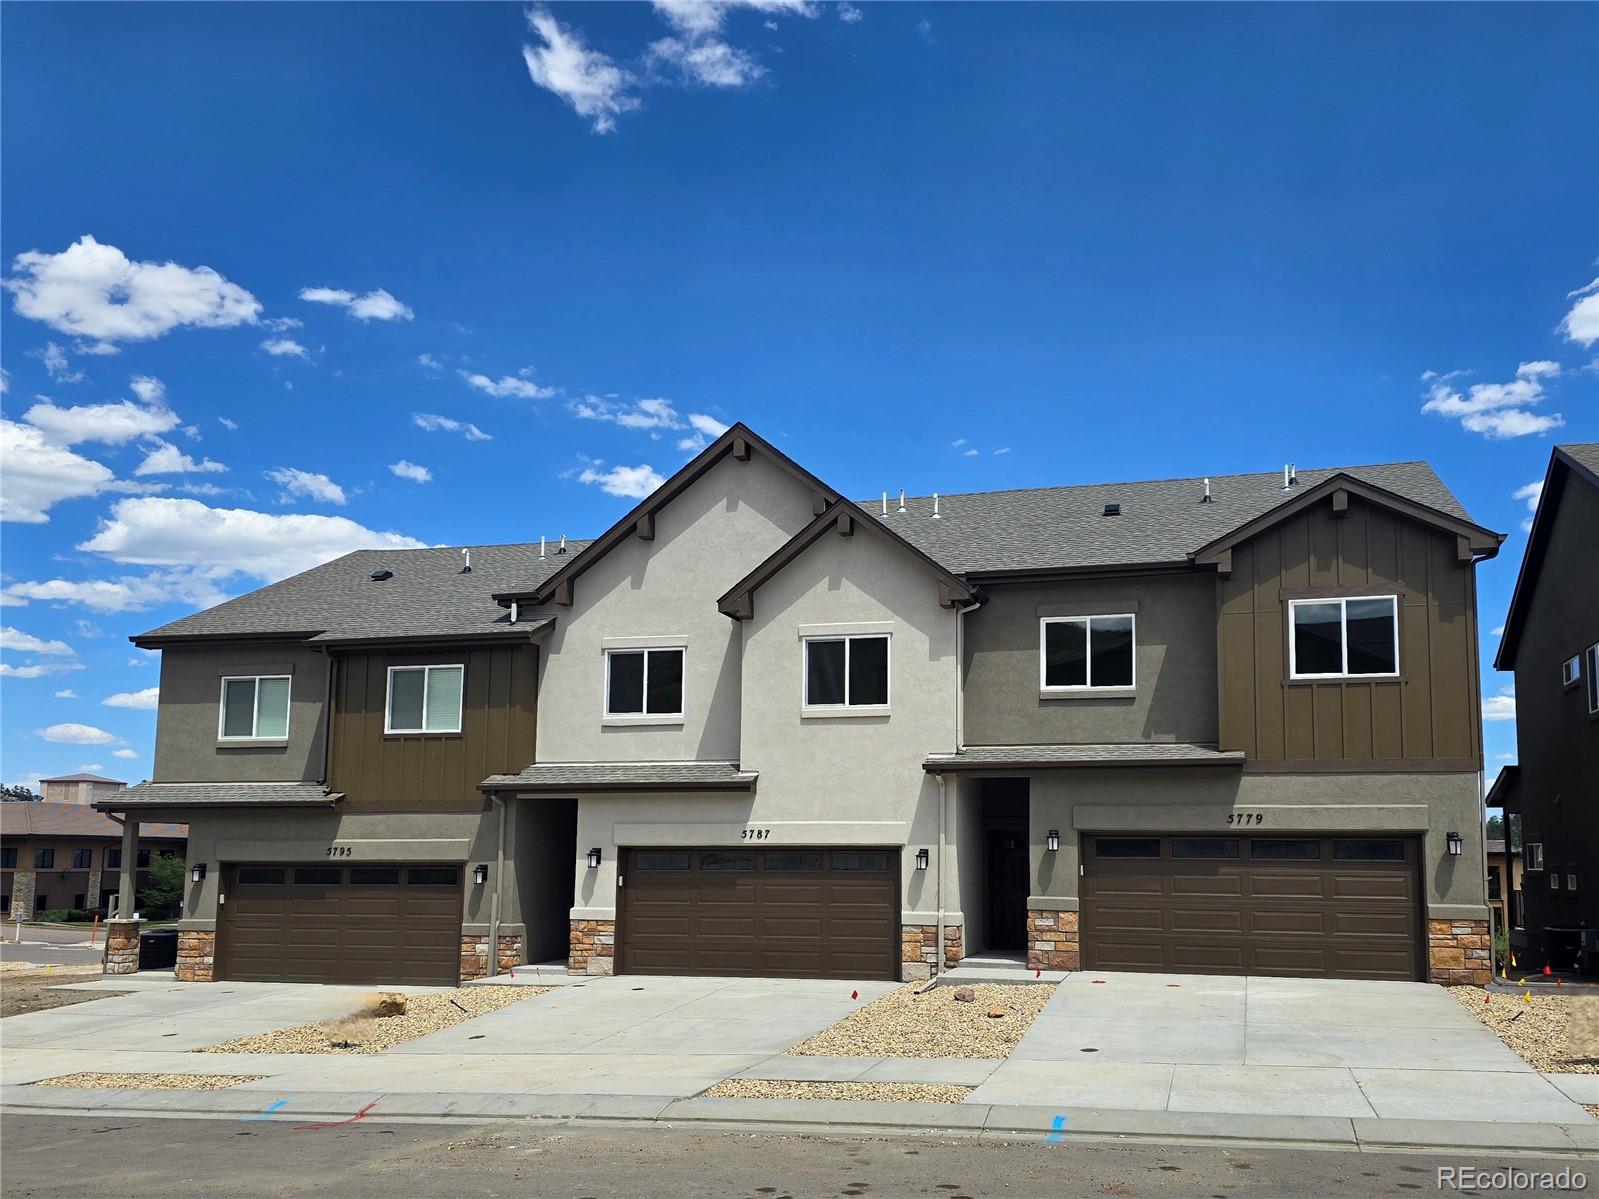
[326,846,353,857]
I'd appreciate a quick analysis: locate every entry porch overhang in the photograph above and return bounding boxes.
[479,760,758,795]
[923,743,1247,772]
[94,781,343,810]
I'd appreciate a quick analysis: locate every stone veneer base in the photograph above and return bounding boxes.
[1428,918,1491,986]
[570,919,615,976]
[1027,909,1079,972]
[176,929,216,982]
[104,920,141,975]
[460,934,524,981]
[901,924,964,981]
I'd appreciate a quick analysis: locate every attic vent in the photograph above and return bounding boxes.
[1102,503,1121,517]
[369,569,393,582]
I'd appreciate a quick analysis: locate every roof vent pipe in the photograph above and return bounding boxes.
[460,547,472,574]
[1282,464,1291,490]
[881,491,888,517]
[539,535,546,560]
[1202,478,1212,503]
[931,493,941,519]
[1289,463,1297,486]
[897,488,906,514]
[558,534,567,554]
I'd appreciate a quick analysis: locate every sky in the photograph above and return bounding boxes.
[1,2,1595,794]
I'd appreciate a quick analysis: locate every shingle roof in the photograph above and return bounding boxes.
[97,782,341,810]
[0,801,186,839]
[1486,839,1507,855]
[133,542,587,645]
[864,461,1474,575]
[480,761,758,792]
[924,743,1246,771]
[1560,442,1599,478]
[40,773,125,785]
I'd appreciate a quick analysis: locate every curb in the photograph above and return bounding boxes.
[4,1089,1594,1156]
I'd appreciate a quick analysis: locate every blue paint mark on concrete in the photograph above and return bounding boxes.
[244,1099,288,1121]
[1045,1114,1067,1144]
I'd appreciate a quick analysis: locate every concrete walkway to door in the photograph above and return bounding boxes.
[967,971,1593,1124]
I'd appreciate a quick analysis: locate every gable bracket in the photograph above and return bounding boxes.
[732,436,751,462]
[836,512,854,537]
[1331,488,1349,517]
[635,512,655,542]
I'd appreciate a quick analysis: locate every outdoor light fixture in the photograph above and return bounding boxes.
[473,864,489,885]
[190,863,206,883]
[586,848,602,870]
[1445,831,1463,857]
[1047,830,1061,853]
[915,848,929,871]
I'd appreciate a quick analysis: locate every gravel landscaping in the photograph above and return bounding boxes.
[194,986,545,1055]
[34,1073,262,1090]
[1450,986,1599,1074]
[788,983,1052,1059]
[704,1078,973,1103]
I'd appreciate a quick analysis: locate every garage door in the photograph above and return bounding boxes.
[1081,835,1422,981]
[618,847,899,980]
[217,863,462,985]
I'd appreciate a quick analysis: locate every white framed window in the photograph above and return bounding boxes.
[1562,655,1582,688]
[219,675,291,740]
[803,634,890,709]
[1585,645,1599,714]
[604,648,684,718]
[1567,872,1579,893]
[385,664,464,734]
[1525,842,1544,871]
[1550,872,1560,892]
[1040,615,1135,690]
[1288,595,1399,679]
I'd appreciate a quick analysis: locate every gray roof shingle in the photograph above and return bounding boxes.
[925,743,1246,771]
[1558,442,1599,478]
[0,801,186,838]
[481,761,758,792]
[98,782,341,809]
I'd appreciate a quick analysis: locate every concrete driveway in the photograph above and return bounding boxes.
[968,971,1593,1124]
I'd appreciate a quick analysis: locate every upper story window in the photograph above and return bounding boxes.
[1585,645,1599,714]
[1040,615,1135,690]
[35,848,54,868]
[1525,842,1544,871]
[1288,596,1398,679]
[0,847,15,869]
[72,848,91,868]
[385,664,464,734]
[219,675,291,740]
[605,648,684,718]
[804,634,889,709]
[1562,655,1581,688]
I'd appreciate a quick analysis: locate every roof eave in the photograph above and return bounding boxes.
[922,754,1246,773]
[478,777,758,794]
[130,629,325,651]
[1494,447,1598,671]
[315,625,551,651]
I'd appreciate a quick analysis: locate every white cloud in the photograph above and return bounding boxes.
[78,763,104,773]
[264,467,347,506]
[993,447,1011,456]
[55,689,78,699]
[963,448,979,457]
[134,440,227,477]
[0,627,74,655]
[413,412,492,441]
[112,748,138,759]
[21,396,178,446]
[264,316,303,332]
[129,375,165,404]
[1420,360,1565,440]
[675,411,731,450]
[74,339,120,356]
[36,722,119,745]
[1559,277,1599,348]
[951,438,967,448]
[76,496,427,583]
[461,370,554,400]
[103,687,160,710]
[389,460,432,483]
[837,2,862,22]
[418,353,442,369]
[0,661,85,679]
[1482,687,1516,722]
[648,0,815,86]
[217,416,238,430]
[36,342,84,383]
[1513,480,1544,532]
[575,397,729,448]
[1491,625,1505,636]
[261,337,309,358]
[298,286,414,321]
[522,7,640,133]
[577,462,666,498]
[0,418,118,523]
[4,235,260,342]
[1,568,232,613]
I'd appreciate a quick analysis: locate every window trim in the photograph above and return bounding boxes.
[1286,594,1400,681]
[1585,644,1599,716]
[801,633,892,713]
[217,674,293,741]
[1039,614,1138,692]
[1562,654,1582,689]
[383,663,465,735]
[602,646,686,721]
[1525,841,1544,872]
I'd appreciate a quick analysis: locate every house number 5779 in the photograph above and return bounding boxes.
[1226,813,1265,826]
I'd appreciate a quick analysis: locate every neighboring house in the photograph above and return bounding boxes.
[39,774,126,806]
[97,425,1503,988]
[1490,443,1599,975]
[0,802,185,919]
[1483,835,1522,946]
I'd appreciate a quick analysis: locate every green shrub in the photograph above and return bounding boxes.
[138,852,186,916]
[34,909,74,922]
[1493,925,1510,972]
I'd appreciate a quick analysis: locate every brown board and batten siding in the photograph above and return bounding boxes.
[327,643,538,812]
[1217,494,1481,771]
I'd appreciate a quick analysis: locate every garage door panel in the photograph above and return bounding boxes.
[1249,909,1328,936]
[1172,907,1245,933]
[1094,905,1167,933]
[1248,874,1329,899]
[1170,873,1246,898]
[1171,942,1247,971]
[1329,873,1415,901]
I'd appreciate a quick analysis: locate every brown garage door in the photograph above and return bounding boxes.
[217,863,462,985]
[1081,835,1422,981]
[618,847,899,980]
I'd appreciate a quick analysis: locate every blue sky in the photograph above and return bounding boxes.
[1,1,1594,792]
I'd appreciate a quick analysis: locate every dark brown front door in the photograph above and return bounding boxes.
[618,847,899,980]
[217,863,462,985]
[1081,834,1422,981]
[986,831,1030,951]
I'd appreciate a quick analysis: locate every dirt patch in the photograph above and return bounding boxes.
[1449,986,1599,1074]
[788,983,1052,1059]
[703,1078,973,1103]
[0,964,123,1018]
[33,1072,261,1090]
[193,986,545,1055]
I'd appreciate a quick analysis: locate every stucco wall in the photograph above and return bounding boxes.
[1021,767,1486,917]
[152,644,329,783]
[532,452,817,764]
[962,573,1219,746]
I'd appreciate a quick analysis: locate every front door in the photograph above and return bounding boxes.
[986,832,1030,951]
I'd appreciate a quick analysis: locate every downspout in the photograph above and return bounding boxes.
[319,651,336,789]
[936,773,948,981]
[488,794,507,978]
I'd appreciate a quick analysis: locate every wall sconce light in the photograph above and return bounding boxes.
[915,848,929,871]
[586,848,602,870]
[1046,830,1061,853]
[1445,831,1463,857]
[473,864,489,886]
[190,863,206,883]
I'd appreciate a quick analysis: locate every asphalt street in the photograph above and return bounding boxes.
[0,922,104,966]
[0,1114,1582,1199]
